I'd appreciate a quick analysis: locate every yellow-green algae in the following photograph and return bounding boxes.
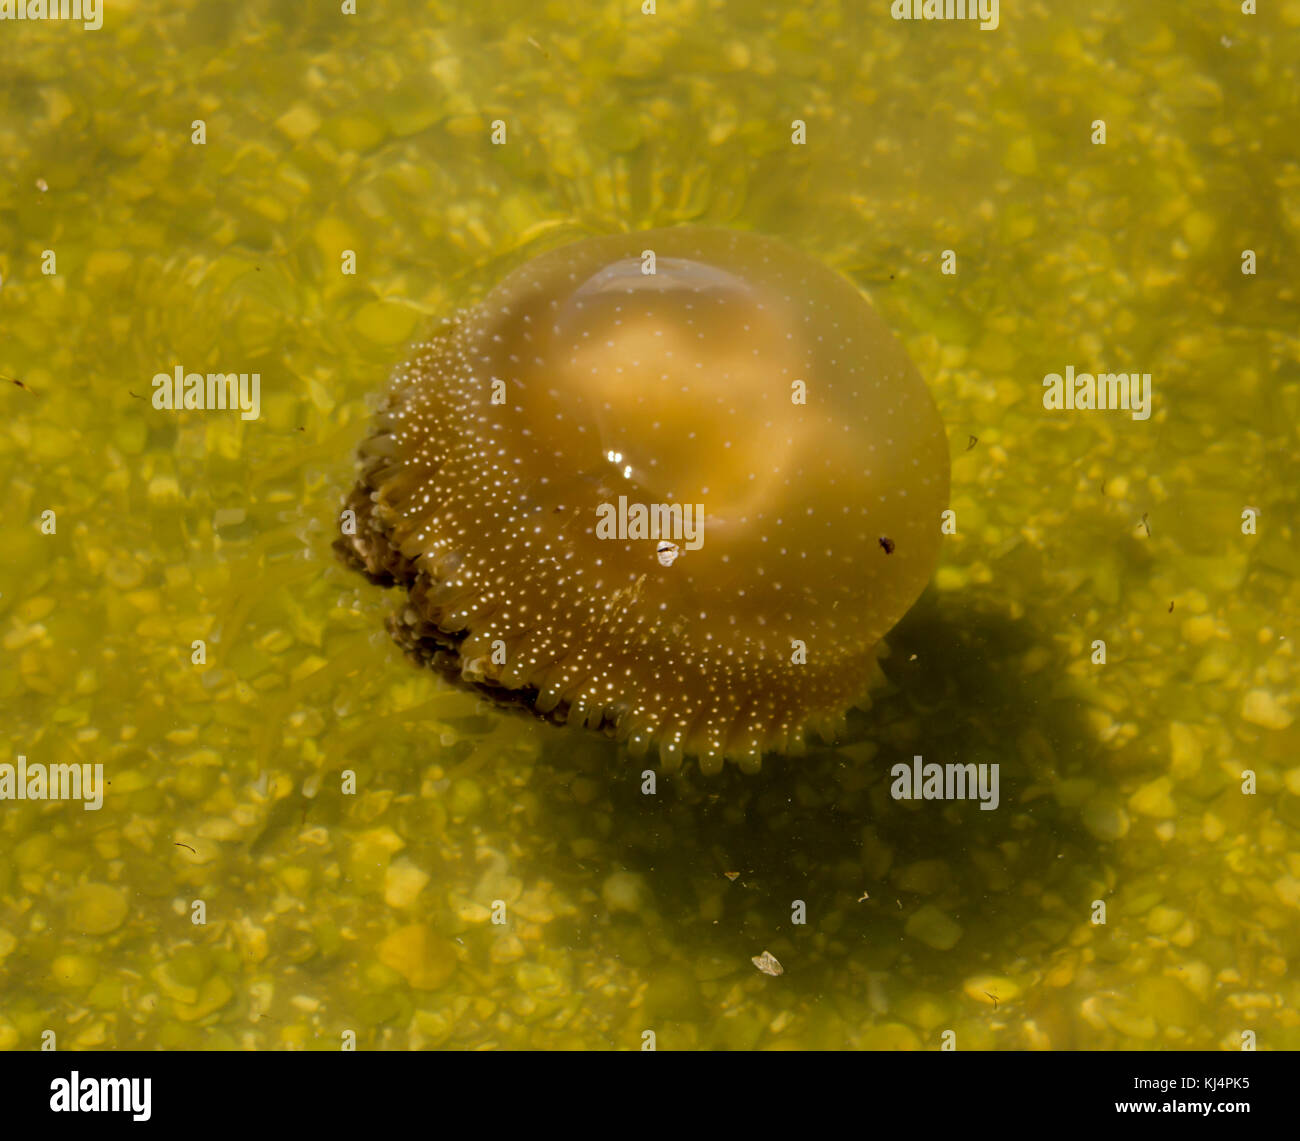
[1,0,1299,1052]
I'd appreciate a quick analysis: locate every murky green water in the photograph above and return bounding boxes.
[2,0,1298,1050]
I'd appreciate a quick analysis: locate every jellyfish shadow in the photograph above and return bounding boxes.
[527,586,1117,1045]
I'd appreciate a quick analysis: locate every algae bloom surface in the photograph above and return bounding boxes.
[0,0,1297,1055]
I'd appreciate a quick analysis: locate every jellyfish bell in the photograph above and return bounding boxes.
[337,226,950,774]
[554,251,812,532]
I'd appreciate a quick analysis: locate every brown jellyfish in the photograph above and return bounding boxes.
[337,227,949,774]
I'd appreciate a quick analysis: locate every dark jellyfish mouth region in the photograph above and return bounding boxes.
[335,527,621,730]
[336,226,950,774]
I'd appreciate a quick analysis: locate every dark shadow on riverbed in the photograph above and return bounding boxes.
[526,584,1111,1044]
